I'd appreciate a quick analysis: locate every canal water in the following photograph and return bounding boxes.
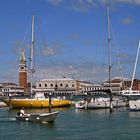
[0,107,140,140]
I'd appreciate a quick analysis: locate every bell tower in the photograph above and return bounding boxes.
[19,48,27,95]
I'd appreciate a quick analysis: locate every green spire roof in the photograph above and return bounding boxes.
[20,48,26,62]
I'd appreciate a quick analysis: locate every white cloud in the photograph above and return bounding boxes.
[121,17,133,24]
[115,0,140,5]
[47,0,63,6]
[34,62,109,83]
[41,41,63,56]
[71,0,97,12]
[101,0,140,5]
[46,0,140,13]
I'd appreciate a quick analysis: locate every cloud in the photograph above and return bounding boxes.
[115,0,140,5]
[121,17,133,24]
[101,0,140,5]
[71,0,97,12]
[41,41,63,56]
[47,0,63,6]
[46,0,140,13]
[34,61,109,83]
[68,33,94,47]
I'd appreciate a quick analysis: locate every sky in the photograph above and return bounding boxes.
[0,0,140,84]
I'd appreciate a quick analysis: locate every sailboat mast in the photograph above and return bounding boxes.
[30,13,35,98]
[107,1,112,88]
[130,40,140,90]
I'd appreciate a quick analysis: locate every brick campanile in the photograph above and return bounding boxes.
[19,49,27,95]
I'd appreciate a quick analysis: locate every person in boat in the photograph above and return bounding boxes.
[17,108,27,116]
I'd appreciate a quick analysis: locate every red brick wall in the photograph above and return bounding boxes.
[19,72,27,95]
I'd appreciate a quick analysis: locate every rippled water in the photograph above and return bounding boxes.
[1,107,140,140]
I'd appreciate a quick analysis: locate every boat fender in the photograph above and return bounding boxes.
[30,101,33,107]
[41,101,43,108]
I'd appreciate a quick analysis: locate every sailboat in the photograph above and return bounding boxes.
[75,1,126,109]
[3,14,71,109]
[121,40,140,111]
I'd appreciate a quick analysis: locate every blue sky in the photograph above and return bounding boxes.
[0,0,140,84]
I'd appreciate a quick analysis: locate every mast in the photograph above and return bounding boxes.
[107,0,112,88]
[30,13,35,98]
[106,0,113,112]
[130,40,140,90]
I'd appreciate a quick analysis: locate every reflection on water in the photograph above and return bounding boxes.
[75,108,110,115]
[129,111,140,118]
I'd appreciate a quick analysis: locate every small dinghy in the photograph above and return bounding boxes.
[16,111,59,123]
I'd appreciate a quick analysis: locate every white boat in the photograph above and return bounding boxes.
[75,97,126,109]
[121,89,140,96]
[76,2,126,110]
[121,89,140,111]
[86,97,111,109]
[129,100,140,111]
[16,111,59,122]
[0,101,7,107]
[75,100,86,109]
[120,40,140,111]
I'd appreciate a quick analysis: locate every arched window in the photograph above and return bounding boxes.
[51,83,53,87]
[39,84,41,87]
[45,84,47,87]
[60,83,63,87]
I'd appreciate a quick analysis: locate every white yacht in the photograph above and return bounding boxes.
[120,40,140,111]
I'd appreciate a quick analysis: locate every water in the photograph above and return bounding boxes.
[0,107,140,140]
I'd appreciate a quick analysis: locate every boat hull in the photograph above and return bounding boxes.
[75,99,126,109]
[87,100,126,109]
[129,100,140,111]
[3,98,71,109]
[0,101,7,107]
[16,111,59,122]
[87,101,110,109]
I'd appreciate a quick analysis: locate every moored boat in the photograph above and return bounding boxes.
[75,97,126,109]
[0,101,7,107]
[3,93,71,109]
[2,14,72,109]
[120,40,140,111]
[121,89,140,111]
[3,98,71,109]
